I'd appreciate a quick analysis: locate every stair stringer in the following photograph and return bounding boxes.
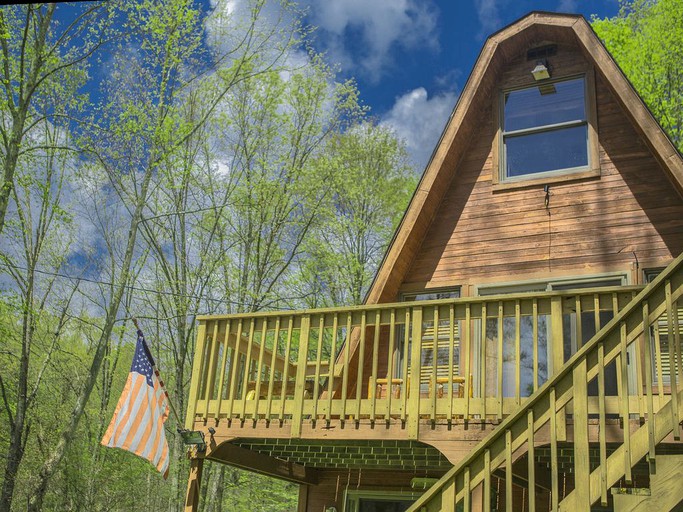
[558,390,683,511]
[612,454,683,512]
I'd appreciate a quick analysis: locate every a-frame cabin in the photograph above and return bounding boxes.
[184,12,683,512]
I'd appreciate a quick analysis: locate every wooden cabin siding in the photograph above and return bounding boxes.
[401,46,683,294]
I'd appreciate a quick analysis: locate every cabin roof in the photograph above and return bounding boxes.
[365,11,683,305]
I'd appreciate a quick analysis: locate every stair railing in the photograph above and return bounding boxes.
[408,252,683,512]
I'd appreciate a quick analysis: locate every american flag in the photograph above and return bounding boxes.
[101,330,170,478]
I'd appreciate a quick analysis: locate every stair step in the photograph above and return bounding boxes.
[611,488,650,497]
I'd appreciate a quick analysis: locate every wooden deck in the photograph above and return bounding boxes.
[184,285,657,448]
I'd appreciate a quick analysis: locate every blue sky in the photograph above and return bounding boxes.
[297,0,620,169]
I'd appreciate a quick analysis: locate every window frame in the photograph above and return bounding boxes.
[395,287,461,386]
[344,489,422,512]
[492,68,600,191]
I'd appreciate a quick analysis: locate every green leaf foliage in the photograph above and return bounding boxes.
[592,0,683,151]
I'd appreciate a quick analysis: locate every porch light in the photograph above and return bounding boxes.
[531,60,550,80]
[179,428,206,450]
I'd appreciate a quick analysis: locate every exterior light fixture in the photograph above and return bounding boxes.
[532,59,550,80]
[179,428,206,451]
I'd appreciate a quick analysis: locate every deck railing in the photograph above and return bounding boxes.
[183,283,669,439]
[407,252,683,511]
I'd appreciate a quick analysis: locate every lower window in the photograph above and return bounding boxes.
[344,491,421,512]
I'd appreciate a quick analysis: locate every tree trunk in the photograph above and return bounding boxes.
[26,166,154,512]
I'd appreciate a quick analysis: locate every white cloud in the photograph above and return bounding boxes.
[303,0,439,82]
[474,0,503,39]
[557,0,578,13]
[381,87,458,171]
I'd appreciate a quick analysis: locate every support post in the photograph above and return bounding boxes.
[550,297,566,441]
[184,457,204,512]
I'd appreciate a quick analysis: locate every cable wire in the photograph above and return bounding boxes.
[0,261,234,306]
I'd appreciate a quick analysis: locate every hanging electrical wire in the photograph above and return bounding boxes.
[0,261,234,306]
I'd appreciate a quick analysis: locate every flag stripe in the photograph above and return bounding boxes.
[114,374,149,447]
[141,383,166,458]
[109,374,145,446]
[122,379,154,450]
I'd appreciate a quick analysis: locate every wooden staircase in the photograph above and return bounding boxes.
[407,253,683,512]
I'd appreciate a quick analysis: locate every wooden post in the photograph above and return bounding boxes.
[185,321,207,430]
[573,359,589,510]
[184,457,204,512]
[550,297,566,441]
[408,307,422,439]
[292,315,311,438]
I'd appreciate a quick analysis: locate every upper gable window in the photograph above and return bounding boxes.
[499,76,595,183]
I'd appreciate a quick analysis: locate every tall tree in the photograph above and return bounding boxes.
[300,122,416,307]
[23,0,297,507]
[0,120,80,512]
[199,55,361,512]
[0,2,110,237]
[592,0,683,151]
[214,59,361,313]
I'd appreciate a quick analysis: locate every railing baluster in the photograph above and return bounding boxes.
[279,317,293,421]
[265,317,280,420]
[653,321,664,400]
[355,311,367,421]
[252,318,268,420]
[226,318,243,420]
[185,320,207,429]
[409,306,422,439]
[598,341,607,506]
[642,301,656,467]
[464,304,471,420]
[532,299,539,392]
[505,429,512,512]
[573,358,589,510]
[633,292,645,421]
[463,467,471,511]
[448,303,454,421]
[497,301,504,420]
[369,310,381,423]
[620,321,632,483]
[386,309,396,422]
[483,449,491,511]
[527,409,535,512]
[666,281,681,439]
[575,295,583,348]
[674,298,683,389]
[204,321,221,419]
[326,314,338,423]
[481,302,487,420]
[312,315,324,420]
[239,318,256,419]
[550,387,559,511]
[341,313,352,422]
[550,297,565,441]
[615,293,624,408]
[401,308,410,424]
[431,306,438,423]
[215,319,231,421]
[593,294,601,333]
[292,315,311,438]
[515,300,521,405]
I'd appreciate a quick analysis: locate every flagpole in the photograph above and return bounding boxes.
[132,317,184,427]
